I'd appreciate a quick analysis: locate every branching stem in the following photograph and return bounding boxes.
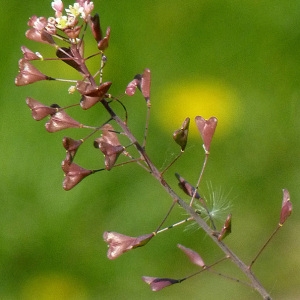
[45,29,272,300]
[101,99,272,300]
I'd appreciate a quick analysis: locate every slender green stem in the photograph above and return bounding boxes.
[154,200,177,233]
[249,225,281,269]
[190,152,209,206]
[156,217,194,234]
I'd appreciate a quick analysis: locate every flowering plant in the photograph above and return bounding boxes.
[15,1,292,299]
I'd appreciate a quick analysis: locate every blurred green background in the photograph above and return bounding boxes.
[1,0,300,299]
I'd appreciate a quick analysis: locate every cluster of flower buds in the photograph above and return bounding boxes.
[15,0,111,85]
[14,1,124,191]
[15,1,162,191]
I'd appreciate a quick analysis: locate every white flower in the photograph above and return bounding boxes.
[55,15,68,29]
[65,3,82,17]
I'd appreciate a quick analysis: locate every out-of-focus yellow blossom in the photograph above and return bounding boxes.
[154,79,242,139]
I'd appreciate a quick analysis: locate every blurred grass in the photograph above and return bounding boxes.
[1,0,300,299]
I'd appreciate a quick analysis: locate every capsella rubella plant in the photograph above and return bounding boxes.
[15,1,292,299]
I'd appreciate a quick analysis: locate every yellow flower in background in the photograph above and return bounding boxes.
[154,79,242,140]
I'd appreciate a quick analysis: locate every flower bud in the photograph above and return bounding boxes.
[142,276,180,291]
[94,124,124,170]
[175,173,201,199]
[279,189,292,225]
[177,244,206,268]
[26,97,58,120]
[90,13,102,42]
[25,28,55,45]
[195,116,218,153]
[62,160,93,191]
[62,137,83,163]
[97,27,110,50]
[103,231,154,259]
[21,46,42,60]
[45,108,82,132]
[218,213,232,241]
[173,117,190,151]
[125,76,141,96]
[139,68,151,106]
[15,59,53,86]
